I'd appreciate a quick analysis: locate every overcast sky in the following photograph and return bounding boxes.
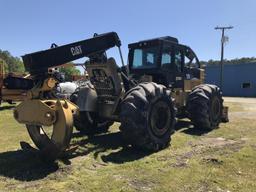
[1,0,255,65]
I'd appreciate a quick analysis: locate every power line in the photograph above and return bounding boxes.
[215,26,234,90]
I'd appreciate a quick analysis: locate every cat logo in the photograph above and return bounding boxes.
[71,45,82,56]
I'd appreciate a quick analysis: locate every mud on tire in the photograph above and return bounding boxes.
[187,84,223,130]
[120,82,176,151]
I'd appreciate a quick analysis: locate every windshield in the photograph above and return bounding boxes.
[131,46,159,69]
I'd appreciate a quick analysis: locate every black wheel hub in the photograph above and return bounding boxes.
[150,100,171,137]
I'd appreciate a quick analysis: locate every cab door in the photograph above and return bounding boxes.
[171,45,184,88]
[183,47,202,91]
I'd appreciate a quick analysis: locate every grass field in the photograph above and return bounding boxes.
[0,97,256,192]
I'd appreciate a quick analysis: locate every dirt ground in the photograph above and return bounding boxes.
[224,97,256,120]
[224,97,256,104]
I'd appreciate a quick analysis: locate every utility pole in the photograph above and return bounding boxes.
[214,26,233,90]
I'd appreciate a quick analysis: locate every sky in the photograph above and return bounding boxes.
[1,0,256,67]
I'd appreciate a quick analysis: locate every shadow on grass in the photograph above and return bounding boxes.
[0,132,150,181]
[67,120,212,163]
[175,119,212,136]
[0,120,213,181]
[0,149,58,181]
[68,131,151,164]
[0,105,16,110]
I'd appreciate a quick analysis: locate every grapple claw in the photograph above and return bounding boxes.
[14,99,78,160]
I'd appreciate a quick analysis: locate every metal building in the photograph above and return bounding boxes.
[205,62,256,97]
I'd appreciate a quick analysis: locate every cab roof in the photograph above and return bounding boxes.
[128,36,179,48]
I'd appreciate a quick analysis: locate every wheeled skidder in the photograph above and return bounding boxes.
[13,32,228,160]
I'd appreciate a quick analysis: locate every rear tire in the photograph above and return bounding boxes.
[74,111,113,135]
[187,84,223,130]
[120,82,176,151]
[71,83,113,135]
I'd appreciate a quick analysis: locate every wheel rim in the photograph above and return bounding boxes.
[150,100,171,137]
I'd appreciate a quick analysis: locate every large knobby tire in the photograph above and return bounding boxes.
[74,111,113,135]
[120,82,176,151]
[70,83,113,135]
[187,84,223,130]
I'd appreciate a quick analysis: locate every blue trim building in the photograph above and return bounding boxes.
[205,62,256,97]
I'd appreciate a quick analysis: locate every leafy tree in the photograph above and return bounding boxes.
[0,58,8,73]
[0,49,24,73]
[59,64,81,81]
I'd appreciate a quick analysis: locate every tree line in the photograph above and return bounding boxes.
[1,49,255,76]
[0,50,24,73]
[201,57,256,66]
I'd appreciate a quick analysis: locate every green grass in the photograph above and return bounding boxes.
[0,100,256,192]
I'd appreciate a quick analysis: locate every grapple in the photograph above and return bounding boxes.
[14,99,78,160]
[12,32,123,160]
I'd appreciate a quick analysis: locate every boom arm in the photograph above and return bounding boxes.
[22,32,121,75]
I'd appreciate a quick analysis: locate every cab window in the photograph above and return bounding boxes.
[174,50,182,72]
[131,46,159,69]
[161,50,172,69]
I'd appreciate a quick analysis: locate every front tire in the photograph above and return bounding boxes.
[187,84,223,130]
[120,82,176,151]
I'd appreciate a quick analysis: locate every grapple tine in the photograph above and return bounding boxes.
[15,99,78,161]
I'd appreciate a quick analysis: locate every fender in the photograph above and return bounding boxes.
[76,86,97,112]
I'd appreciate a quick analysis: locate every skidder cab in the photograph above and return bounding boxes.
[128,36,228,127]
